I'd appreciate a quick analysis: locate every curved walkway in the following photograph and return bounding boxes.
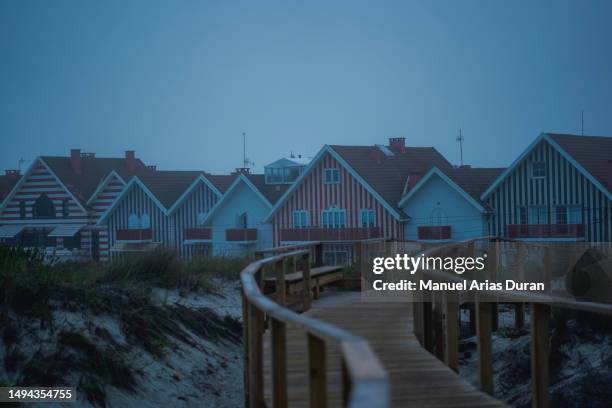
[263,292,505,407]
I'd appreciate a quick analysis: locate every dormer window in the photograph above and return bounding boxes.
[324,168,340,184]
[531,161,546,178]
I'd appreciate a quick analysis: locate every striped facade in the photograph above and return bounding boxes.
[105,179,220,260]
[271,151,403,262]
[87,173,126,261]
[0,159,107,259]
[485,139,612,242]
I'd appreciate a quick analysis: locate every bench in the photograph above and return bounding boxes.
[264,265,344,301]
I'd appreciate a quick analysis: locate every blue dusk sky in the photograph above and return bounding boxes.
[1,0,611,174]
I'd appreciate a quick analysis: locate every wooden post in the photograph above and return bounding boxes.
[315,243,323,267]
[476,300,493,395]
[248,303,264,407]
[271,318,288,408]
[515,303,525,329]
[308,334,327,408]
[422,301,434,353]
[469,306,476,336]
[242,291,250,408]
[341,360,351,407]
[445,296,459,372]
[531,303,550,408]
[353,241,363,280]
[303,253,312,311]
[275,258,286,306]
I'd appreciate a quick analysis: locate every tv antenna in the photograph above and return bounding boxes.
[242,132,255,169]
[18,157,29,171]
[456,129,464,166]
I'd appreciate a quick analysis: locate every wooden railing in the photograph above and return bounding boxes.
[411,237,612,408]
[507,223,585,238]
[116,228,152,241]
[226,228,258,242]
[280,227,382,242]
[417,225,451,240]
[241,242,389,408]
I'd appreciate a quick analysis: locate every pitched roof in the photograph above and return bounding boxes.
[41,156,148,204]
[0,173,21,204]
[548,133,612,193]
[244,174,289,204]
[137,171,206,209]
[330,144,453,214]
[205,174,237,194]
[443,167,505,202]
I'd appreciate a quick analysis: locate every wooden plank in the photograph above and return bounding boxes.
[531,303,550,408]
[248,303,264,407]
[308,333,327,408]
[303,253,312,311]
[476,301,493,396]
[515,303,524,329]
[265,266,343,283]
[271,318,288,408]
[275,258,286,306]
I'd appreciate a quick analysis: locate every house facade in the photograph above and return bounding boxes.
[0,150,148,261]
[399,166,504,242]
[481,133,612,242]
[203,171,289,257]
[264,138,453,264]
[98,171,234,260]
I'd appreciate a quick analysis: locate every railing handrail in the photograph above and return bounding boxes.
[241,248,390,408]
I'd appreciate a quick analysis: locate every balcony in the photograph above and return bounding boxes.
[507,224,585,239]
[116,228,153,242]
[184,228,212,241]
[418,225,451,241]
[281,227,382,242]
[226,228,258,242]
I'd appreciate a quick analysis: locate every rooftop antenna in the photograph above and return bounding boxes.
[241,132,255,169]
[18,158,28,171]
[581,110,584,136]
[456,129,464,166]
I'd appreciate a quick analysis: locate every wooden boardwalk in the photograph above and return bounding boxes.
[263,292,505,407]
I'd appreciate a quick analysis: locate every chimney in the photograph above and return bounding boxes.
[369,148,382,164]
[235,167,251,174]
[70,149,81,174]
[5,169,20,176]
[389,137,406,154]
[125,150,136,172]
[147,165,157,171]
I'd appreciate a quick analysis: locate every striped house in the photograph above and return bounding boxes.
[263,137,452,264]
[0,149,148,261]
[97,170,234,260]
[482,133,612,242]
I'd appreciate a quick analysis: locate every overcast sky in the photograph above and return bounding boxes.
[1,0,611,174]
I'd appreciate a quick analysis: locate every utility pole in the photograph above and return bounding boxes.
[581,110,584,136]
[456,129,464,166]
[242,132,247,168]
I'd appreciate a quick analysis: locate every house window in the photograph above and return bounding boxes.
[324,168,340,184]
[529,206,547,224]
[236,212,248,228]
[555,205,582,224]
[128,214,140,229]
[518,206,528,224]
[140,213,151,228]
[531,161,546,178]
[32,193,56,219]
[62,199,69,218]
[323,251,349,266]
[360,209,376,227]
[292,210,310,228]
[19,200,26,219]
[322,207,346,228]
[430,207,448,226]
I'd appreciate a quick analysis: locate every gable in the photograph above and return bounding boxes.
[265,145,403,222]
[88,172,126,218]
[170,180,219,224]
[207,180,270,226]
[0,158,85,221]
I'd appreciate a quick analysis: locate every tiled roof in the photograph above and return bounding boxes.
[548,133,612,193]
[245,174,290,204]
[205,174,237,194]
[41,156,148,204]
[0,174,21,203]
[137,171,206,209]
[443,167,506,203]
[330,145,453,214]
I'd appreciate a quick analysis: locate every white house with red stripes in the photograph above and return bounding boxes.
[0,149,149,261]
[264,138,452,264]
